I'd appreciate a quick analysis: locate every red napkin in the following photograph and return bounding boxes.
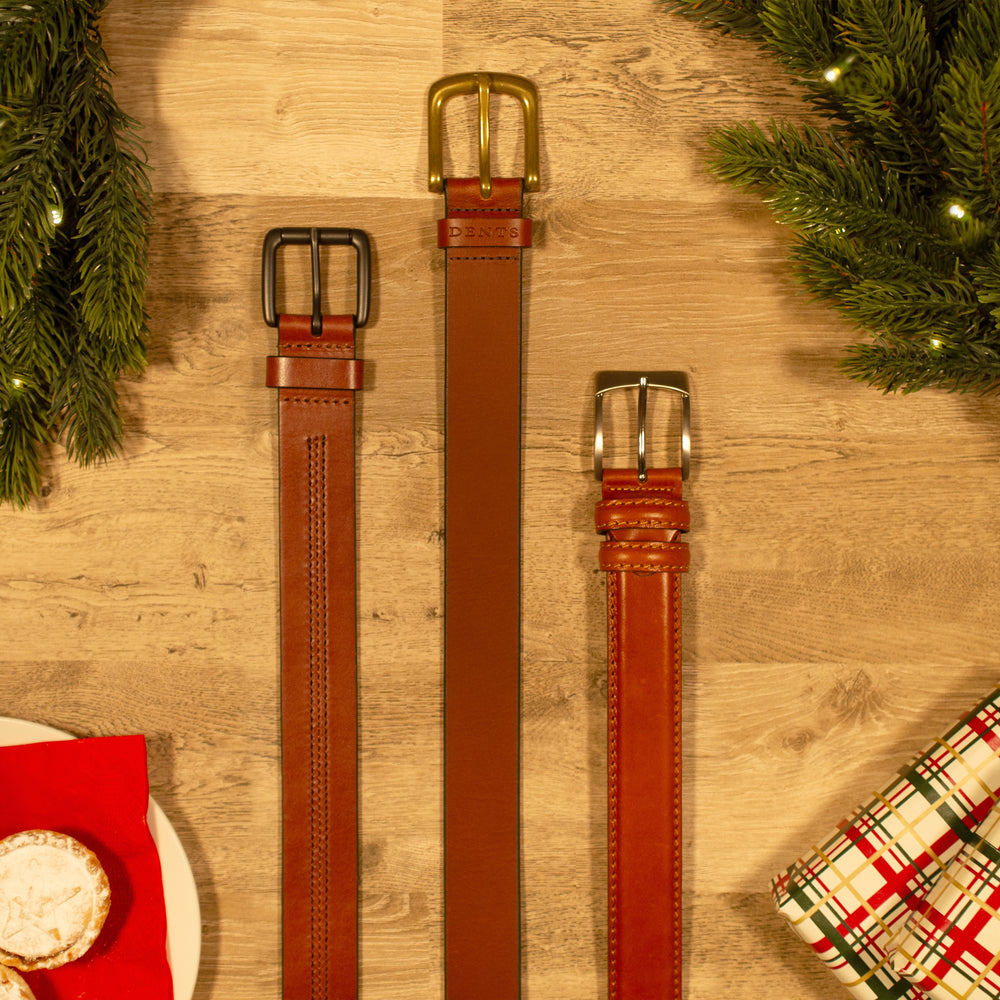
[0,734,173,1000]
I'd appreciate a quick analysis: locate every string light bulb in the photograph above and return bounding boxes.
[822,53,856,84]
[47,184,63,227]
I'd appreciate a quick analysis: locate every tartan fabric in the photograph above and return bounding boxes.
[892,803,1000,999]
[771,688,1000,1000]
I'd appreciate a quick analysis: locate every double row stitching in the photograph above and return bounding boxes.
[602,518,688,530]
[306,433,329,999]
[280,397,352,407]
[280,341,353,355]
[449,254,520,263]
[608,571,621,1000]
[672,570,683,997]
[603,541,688,553]
[602,562,687,572]
[450,206,521,215]
[604,484,681,494]
[599,498,687,509]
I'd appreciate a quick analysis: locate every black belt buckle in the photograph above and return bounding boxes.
[261,227,371,336]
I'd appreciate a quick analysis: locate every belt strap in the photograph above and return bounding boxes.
[262,227,370,1000]
[594,373,691,1000]
[428,72,539,1000]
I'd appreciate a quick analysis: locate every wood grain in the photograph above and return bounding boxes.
[3,2,1000,999]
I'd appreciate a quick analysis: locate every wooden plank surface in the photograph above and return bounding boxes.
[3,2,1000,999]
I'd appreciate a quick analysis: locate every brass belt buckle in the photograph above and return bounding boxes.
[594,371,691,482]
[261,227,371,337]
[427,71,540,200]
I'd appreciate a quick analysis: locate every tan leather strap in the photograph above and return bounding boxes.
[597,467,690,1000]
[439,175,529,1000]
[428,72,539,999]
[264,228,369,1000]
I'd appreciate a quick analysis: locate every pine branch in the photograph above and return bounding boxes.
[842,337,1000,393]
[836,274,986,340]
[658,0,769,39]
[972,245,1000,325]
[75,132,151,361]
[1,240,75,382]
[708,121,954,265]
[790,230,962,303]
[758,0,840,75]
[0,103,68,315]
[0,0,149,505]
[942,0,1000,67]
[937,60,1000,222]
[51,344,124,466]
[0,2,79,98]
[664,0,1000,394]
[0,378,48,507]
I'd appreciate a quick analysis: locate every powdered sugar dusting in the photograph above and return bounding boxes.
[0,831,110,971]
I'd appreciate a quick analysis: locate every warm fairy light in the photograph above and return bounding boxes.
[47,184,63,227]
[930,338,943,349]
[11,378,24,389]
[948,202,967,220]
[823,54,856,84]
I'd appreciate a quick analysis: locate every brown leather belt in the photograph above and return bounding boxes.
[594,372,691,1000]
[428,72,539,1000]
[263,227,370,1000]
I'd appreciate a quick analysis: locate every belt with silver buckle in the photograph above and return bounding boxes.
[428,71,539,1000]
[594,371,691,1000]
[263,228,370,1000]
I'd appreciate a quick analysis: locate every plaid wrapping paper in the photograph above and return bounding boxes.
[891,803,1000,999]
[771,687,1000,1000]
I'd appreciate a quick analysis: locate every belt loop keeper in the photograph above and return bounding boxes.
[265,355,364,391]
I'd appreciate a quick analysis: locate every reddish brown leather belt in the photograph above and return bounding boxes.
[594,372,691,1000]
[428,72,539,1000]
[263,227,370,1000]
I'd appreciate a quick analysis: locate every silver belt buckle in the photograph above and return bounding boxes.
[594,371,691,482]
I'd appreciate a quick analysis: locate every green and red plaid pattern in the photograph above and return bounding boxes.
[771,688,1000,1000]
[892,803,1000,999]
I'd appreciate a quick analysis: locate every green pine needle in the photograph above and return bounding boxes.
[0,379,49,507]
[664,0,1000,394]
[659,0,770,38]
[0,0,149,505]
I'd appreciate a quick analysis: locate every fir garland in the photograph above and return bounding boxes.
[661,0,1000,394]
[0,0,150,506]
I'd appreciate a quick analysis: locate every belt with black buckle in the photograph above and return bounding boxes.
[429,71,539,1000]
[594,371,691,1000]
[263,227,370,1000]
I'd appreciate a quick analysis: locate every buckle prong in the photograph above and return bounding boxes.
[309,227,322,337]
[428,72,540,199]
[594,371,691,482]
[262,227,371,333]
[636,376,649,481]
[477,75,492,198]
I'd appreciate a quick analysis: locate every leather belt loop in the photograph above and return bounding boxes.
[594,374,691,1000]
[429,72,539,1000]
[263,228,370,1000]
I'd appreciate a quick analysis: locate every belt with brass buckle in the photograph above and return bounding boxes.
[263,227,370,1000]
[593,371,691,1000]
[428,71,539,1000]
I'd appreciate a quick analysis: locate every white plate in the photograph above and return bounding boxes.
[0,717,201,1000]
